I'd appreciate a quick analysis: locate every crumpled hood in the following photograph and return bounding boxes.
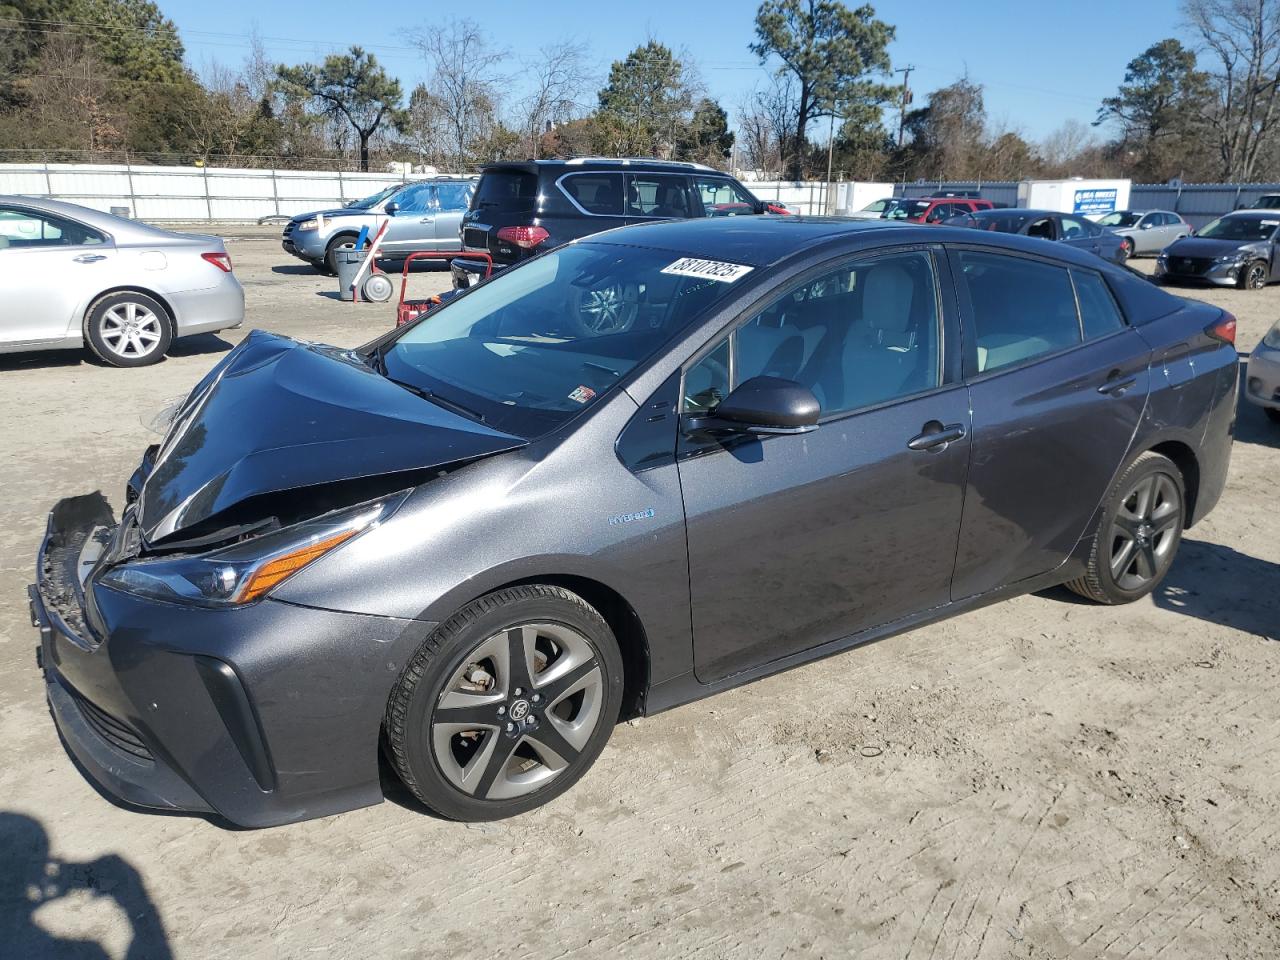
[1164,236,1265,258]
[137,330,526,543]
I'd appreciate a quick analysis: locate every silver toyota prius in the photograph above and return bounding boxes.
[0,196,244,367]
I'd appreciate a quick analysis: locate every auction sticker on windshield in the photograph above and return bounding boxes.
[661,258,754,283]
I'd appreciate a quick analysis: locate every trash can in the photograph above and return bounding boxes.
[335,248,365,302]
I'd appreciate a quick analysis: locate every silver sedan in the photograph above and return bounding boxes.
[0,196,243,367]
[1096,209,1191,258]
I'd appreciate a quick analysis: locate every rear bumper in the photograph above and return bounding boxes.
[169,278,244,338]
[31,495,429,828]
[1245,345,1280,410]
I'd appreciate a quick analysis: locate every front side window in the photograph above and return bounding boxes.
[0,207,104,248]
[392,182,435,214]
[957,250,1081,373]
[560,173,624,215]
[384,242,746,436]
[683,250,942,418]
[692,177,758,216]
[627,175,692,218]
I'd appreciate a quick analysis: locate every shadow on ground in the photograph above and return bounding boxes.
[0,812,173,959]
[1155,538,1280,640]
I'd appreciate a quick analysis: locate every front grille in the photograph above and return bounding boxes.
[70,688,154,763]
[1170,256,1214,275]
[463,227,488,249]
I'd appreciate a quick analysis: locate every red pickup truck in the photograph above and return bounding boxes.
[890,197,994,224]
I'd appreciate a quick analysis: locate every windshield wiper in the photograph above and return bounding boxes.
[385,376,486,423]
[582,361,621,379]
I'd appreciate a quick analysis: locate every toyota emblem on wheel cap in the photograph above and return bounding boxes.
[509,699,530,721]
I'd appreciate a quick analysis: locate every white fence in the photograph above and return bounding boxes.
[0,161,843,222]
[0,162,423,221]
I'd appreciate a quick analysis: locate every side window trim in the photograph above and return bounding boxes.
[678,244,951,424]
[554,172,624,217]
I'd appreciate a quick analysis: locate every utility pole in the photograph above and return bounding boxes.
[895,65,915,149]
[825,101,839,214]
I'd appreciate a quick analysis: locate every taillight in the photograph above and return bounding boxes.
[496,225,549,249]
[1206,311,1236,346]
[201,251,233,272]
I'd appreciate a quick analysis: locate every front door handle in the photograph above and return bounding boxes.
[907,421,966,451]
[73,253,106,263]
[419,217,434,224]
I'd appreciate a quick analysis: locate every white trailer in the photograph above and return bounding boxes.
[1017,178,1131,220]
[833,181,894,215]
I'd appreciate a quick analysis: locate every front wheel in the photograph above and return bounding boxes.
[1066,452,1185,604]
[1240,260,1268,290]
[385,585,623,821]
[323,236,358,275]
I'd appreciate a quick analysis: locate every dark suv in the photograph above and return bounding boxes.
[451,158,779,288]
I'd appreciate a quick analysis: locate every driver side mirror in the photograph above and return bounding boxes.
[385,201,400,215]
[685,376,821,436]
[1139,221,1151,230]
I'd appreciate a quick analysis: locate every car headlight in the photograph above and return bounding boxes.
[1264,319,1280,349]
[99,494,405,607]
[296,218,319,232]
[1216,251,1247,263]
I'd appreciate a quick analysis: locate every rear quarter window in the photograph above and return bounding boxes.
[1105,267,1184,325]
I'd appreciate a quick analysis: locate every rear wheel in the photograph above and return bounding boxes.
[1066,452,1185,604]
[84,291,173,367]
[1119,238,1134,261]
[385,585,623,821]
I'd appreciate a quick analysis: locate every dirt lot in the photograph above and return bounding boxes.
[1,230,1277,960]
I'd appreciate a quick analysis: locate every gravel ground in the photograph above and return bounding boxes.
[1,231,1277,960]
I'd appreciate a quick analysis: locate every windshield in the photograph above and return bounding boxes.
[886,199,930,220]
[348,184,402,210]
[1197,215,1279,242]
[1098,211,1141,227]
[382,243,749,436]
[860,199,889,213]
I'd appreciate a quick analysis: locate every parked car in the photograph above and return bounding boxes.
[281,177,475,274]
[848,197,908,220]
[1096,209,1191,258]
[1245,320,1280,423]
[944,208,1130,264]
[1244,194,1280,210]
[31,216,1237,827]
[886,196,994,224]
[451,158,775,288]
[0,196,243,367]
[1155,211,1280,289]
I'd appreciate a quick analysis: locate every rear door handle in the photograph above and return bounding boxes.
[1098,374,1138,395]
[73,253,106,263]
[907,421,966,451]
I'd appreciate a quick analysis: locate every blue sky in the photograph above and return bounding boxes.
[163,0,1188,143]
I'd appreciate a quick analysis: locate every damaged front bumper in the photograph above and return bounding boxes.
[31,493,430,828]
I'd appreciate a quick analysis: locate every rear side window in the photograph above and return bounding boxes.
[560,173,624,215]
[1072,269,1126,339]
[435,182,474,211]
[473,171,538,212]
[956,251,1081,373]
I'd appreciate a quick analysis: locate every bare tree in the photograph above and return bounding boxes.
[1184,0,1280,179]
[514,41,591,158]
[412,19,508,169]
[737,76,799,177]
[1040,118,1098,172]
[7,29,125,156]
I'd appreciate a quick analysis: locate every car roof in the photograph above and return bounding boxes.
[0,194,182,242]
[579,215,1119,271]
[480,158,722,175]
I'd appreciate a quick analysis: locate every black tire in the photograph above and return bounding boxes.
[1266,407,1280,424]
[385,585,623,821]
[323,235,359,275]
[306,259,328,274]
[84,290,173,367]
[1066,451,1185,605]
[1240,260,1268,290]
[1119,239,1133,261]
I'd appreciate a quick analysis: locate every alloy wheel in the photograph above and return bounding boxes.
[1247,263,1267,289]
[578,283,637,335]
[99,302,163,360]
[1109,472,1182,591]
[431,622,605,801]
